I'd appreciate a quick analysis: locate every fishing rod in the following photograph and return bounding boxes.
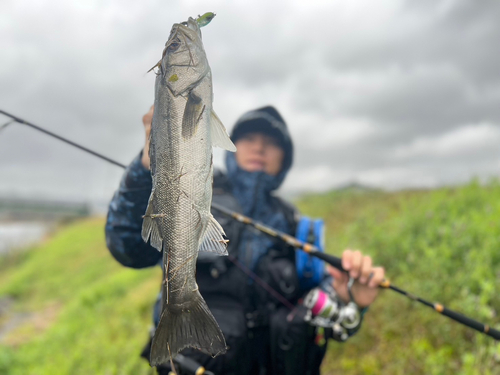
[0,110,127,169]
[211,204,500,340]
[2,109,499,341]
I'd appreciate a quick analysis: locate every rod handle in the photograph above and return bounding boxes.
[309,251,345,272]
[174,354,207,374]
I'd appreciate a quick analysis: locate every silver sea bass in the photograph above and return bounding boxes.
[142,16,236,366]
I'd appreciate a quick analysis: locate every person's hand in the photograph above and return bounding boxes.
[327,249,385,308]
[141,105,154,170]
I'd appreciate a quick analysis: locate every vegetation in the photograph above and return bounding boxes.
[1,180,499,374]
[295,180,500,375]
[0,219,159,375]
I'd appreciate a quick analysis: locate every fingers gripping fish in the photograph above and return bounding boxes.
[141,16,236,367]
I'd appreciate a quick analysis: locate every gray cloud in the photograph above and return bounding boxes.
[1,0,499,208]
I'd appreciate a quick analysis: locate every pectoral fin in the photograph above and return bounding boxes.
[210,110,237,152]
[182,91,204,139]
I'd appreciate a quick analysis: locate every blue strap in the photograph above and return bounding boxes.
[295,217,325,290]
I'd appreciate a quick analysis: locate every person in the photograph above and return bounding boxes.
[105,105,385,375]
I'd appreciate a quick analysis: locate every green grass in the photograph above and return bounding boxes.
[1,180,500,374]
[0,218,159,375]
[295,180,500,374]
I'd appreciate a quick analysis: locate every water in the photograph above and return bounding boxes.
[0,222,51,254]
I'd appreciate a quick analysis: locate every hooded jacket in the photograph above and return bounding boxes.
[104,106,364,374]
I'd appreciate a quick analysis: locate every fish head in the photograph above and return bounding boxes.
[160,17,210,96]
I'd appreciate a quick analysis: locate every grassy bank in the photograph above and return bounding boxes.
[1,180,499,374]
[0,219,160,375]
[295,180,500,375]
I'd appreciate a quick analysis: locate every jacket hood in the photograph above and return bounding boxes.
[229,105,293,177]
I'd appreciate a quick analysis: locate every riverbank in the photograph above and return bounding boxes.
[0,221,53,254]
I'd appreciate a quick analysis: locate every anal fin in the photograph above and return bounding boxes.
[198,214,229,255]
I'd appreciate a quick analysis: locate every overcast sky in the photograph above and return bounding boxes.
[1,0,499,209]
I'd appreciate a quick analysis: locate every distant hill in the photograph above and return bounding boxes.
[280,181,379,201]
[0,197,90,221]
[331,181,379,192]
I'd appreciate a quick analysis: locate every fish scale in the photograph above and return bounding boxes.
[141,16,236,367]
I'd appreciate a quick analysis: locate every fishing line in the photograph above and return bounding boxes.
[0,120,14,132]
[227,254,296,311]
[2,109,499,340]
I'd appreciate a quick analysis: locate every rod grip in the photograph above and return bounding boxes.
[174,354,206,374]
[309,251,345,272]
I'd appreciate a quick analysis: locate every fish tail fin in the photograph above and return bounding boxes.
[141,191,163,251]
[150,291,227,367]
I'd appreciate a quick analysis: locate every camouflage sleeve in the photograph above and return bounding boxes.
[105,152,161,268]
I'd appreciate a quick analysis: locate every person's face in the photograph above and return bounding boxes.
[235,132,284,176]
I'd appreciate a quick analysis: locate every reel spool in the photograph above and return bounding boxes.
[303,286,361,341]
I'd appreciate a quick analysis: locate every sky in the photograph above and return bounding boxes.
[1,0,499,209]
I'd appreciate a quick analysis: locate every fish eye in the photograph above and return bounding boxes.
[168,39,181,52]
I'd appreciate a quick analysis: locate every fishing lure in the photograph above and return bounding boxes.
[196,12,216,27]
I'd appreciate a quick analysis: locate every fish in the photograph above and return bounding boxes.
[141,16,236,367]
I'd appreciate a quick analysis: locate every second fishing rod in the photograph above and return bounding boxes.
[1,109,499,341]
